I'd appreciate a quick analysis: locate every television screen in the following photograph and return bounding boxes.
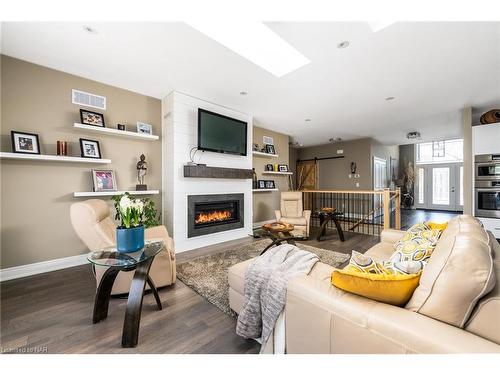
[198,109,247,156]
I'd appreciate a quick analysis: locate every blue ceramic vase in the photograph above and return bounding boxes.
[116,225,145,253]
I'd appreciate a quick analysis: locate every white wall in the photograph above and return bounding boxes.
[162,91,253,252]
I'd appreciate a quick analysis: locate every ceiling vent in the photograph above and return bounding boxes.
[72,89,106,110]
[406,131,421,140]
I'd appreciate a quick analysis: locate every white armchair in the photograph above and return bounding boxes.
[274,191,311,237]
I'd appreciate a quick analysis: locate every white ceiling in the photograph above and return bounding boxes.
[1,22,499,146]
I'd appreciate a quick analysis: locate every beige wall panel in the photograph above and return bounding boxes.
[1,55,161,268]
[252,125,289,224]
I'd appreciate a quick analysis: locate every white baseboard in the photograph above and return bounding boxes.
[253,219,275,229]
[0,253,88,282]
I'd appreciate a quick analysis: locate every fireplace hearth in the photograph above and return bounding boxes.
[188,194,244,238]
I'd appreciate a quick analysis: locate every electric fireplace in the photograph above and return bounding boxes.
[187,194,244,238]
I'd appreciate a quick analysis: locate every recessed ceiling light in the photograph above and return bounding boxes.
[385,96,395,101]
[239,91,248,96]
[305,119,311,123]
[185,21,310,77]
[83,25,97,34]
[337,41,349,49]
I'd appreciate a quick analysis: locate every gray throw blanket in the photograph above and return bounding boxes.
[236,244,319,352]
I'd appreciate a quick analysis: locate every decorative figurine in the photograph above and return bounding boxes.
[136,154,148,191]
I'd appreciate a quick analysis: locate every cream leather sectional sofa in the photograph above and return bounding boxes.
[228,215,500,353]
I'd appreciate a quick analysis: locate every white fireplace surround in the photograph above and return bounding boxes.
[161,91,253,252]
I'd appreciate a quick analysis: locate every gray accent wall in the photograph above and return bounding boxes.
[296,138,398,190]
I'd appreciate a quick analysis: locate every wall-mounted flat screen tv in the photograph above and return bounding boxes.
[198,108,247,156]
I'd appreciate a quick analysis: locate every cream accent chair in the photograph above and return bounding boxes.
[70,199,176,295]
[274,191,311,237]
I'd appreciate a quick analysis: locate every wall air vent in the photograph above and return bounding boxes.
[72,89,106,110]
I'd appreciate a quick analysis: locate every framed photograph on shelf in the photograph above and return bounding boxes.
[11,131,41,154]
[80,109,105,127]
[265,164,274,171]
[137,122,153,135]
[265,180,276,189]
[79,138,101,159]
[252,143,259,151]
[257,180,266,189]
[92,169,117,192]
[278,164,289,172]
[265,144,276,154]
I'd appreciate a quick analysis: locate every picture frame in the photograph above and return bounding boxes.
[265,180,276,189]
[252,143,259,151]
[265,164,274,171]
[80,109,105,127]
[257,180,266,189]
[79,138,102,159]
[92,169,117,192]
[11,131,41,154]
[137,122,153,135]
[265,144,276,154]
[278,164,289,172]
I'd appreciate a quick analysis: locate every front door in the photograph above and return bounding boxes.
[415,163,463,211]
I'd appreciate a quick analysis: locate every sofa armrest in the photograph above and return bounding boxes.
[275,210,282,221]
[286,273,500,353]
[380,228,405,244]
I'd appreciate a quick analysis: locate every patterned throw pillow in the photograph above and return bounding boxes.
[390,239,435,263]
[345,251,424,275]
[390,222,442,263]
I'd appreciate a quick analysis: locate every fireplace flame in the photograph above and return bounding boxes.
[195,210,233,224]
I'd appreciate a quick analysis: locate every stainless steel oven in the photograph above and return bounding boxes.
[475,154,500,180]
[475,180,500,218]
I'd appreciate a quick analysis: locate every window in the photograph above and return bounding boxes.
[418,167,425,204]
[416,139,463,164]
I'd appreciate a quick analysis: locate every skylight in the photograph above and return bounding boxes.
[185,21,310,77]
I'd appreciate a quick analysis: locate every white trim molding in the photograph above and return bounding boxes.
[0,253,88,282]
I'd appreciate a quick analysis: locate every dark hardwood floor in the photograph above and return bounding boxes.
[400,208,461,230]
[0,208,455,354]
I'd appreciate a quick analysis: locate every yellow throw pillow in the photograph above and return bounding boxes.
[331,268,421,306]
[426,221,448,231]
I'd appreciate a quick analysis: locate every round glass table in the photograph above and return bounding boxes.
[87,239,164,348]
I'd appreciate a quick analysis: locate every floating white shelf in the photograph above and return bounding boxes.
[74,190,160,198]
[74,123,159,141]
[253,188,279,192]
[252,151,279,158]
[262,171,293,175]
[0,152,111,164]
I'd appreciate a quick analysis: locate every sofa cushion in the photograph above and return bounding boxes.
[227,258,253,295]
[406,216,496,328]
[365,241,395,261]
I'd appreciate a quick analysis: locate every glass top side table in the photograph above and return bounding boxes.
[87,239,164,348]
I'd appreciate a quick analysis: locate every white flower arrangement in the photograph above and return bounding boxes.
[112,192,160,229]
[117,194,145,229]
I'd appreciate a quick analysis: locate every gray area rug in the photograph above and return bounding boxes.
[176,239,350,316]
